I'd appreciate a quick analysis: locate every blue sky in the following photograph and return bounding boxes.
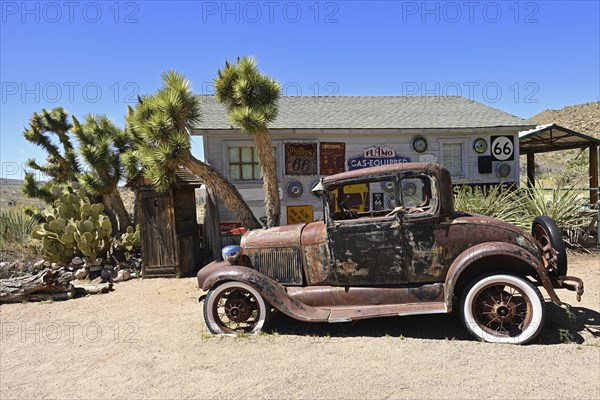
[1,0,599,180]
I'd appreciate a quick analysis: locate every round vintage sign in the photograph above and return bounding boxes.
[491,136,514,161]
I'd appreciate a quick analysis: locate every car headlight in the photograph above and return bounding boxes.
[222,245,242,264]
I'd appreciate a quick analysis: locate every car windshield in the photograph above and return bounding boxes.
[327,174,435,221]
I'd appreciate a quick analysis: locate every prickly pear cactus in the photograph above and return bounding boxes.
[31,185,113,263]
[117,224,140,252]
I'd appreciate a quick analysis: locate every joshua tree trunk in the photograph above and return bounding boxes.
[102,189,132,234]
[187,155,261,230]
[254,127,280,227]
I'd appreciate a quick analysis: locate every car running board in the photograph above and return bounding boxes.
[326,302,448,323]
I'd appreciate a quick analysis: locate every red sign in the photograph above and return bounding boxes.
[363,145,395,158]
[220,222,243,233]
[320,142,346,175]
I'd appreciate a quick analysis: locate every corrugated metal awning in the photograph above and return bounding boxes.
[519,123,600,154]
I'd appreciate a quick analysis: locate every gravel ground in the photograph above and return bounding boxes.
[1,253,598,399]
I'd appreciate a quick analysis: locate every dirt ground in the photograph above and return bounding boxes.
[1,253,599,400]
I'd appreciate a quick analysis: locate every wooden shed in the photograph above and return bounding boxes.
[126,169,203,278]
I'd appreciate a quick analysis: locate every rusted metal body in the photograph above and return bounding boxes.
[198,162,584,325]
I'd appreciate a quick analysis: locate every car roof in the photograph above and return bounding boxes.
[322,162,448,185]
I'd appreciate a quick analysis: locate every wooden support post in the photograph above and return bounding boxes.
[205,187,223,261]
[590,145,599,204]
[526,153,535,188]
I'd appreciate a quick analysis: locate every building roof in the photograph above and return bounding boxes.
[125,167,204,188]
[193,95,532,131]
[519,123,600,154]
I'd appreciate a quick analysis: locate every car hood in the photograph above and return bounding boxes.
[241,223,307,249]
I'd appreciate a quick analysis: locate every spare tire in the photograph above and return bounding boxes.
[532,216,567,276]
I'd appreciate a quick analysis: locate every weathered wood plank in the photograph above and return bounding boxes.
[0,270,74,304]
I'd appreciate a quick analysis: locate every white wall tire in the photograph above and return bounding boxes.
[203,281,270,335]
[460,274,545,344]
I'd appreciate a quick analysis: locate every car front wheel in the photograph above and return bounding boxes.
[203,281,271,335]
[460,274,545,344]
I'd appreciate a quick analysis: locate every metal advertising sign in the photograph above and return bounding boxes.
[348,145,410,171]
[320,142,346,175]
[372,193,384,211]
[287,205,314,225]
[285,143,318,175]
[490,136,515,161]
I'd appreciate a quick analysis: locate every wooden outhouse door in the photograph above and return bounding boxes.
[140,191,177,277]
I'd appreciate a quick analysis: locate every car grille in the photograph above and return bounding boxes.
[246,248,303,285]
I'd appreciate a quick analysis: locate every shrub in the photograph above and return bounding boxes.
[517,183,588,232]
[453,185,527,228]
[0,210,40,249]
[455,184,589,236]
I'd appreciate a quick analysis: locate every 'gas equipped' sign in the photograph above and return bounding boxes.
[348,145,410,171]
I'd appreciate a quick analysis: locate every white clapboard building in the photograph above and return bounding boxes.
[191,96,533,228]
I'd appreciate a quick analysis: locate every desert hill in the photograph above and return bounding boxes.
[524,102,599,177]
[529,102,600,138]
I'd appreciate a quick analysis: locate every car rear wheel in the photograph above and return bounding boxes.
[203,281,270,335]
[460,274,545,344]
[532,216,567,276]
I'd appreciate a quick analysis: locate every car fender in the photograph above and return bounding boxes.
[197,261,331,322]
[444,242,562,309]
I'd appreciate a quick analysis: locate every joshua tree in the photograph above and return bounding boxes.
[71,114,132,231]
[22,108,81,203]
[128,70,261,230]
[214,56,281,227]
[22,108,131,233]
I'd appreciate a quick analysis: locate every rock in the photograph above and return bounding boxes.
[43,261,51,268]
[113,269,130,282]
[103,264,114,271]
[89,265,103,272]
[0,262,7,268]
[31,261,46,273]
[34,259,45,268]
[93,258,103,266]
[121,269,130,281]
[100,269,112,282]
[88,269,101,281]
[73,268,88,280]
[71,257,84,266]
[51,263,61,270]
[91,276,103,284]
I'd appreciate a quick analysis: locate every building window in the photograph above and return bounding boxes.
[227,146,276,181]
[441,142,464,176]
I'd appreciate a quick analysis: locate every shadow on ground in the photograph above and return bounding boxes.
[264,303,600,345]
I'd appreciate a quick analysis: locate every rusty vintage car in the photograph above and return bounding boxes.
[198,163,584,344]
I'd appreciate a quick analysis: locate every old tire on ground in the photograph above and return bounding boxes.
[460,274,545,344]
[203,281,271,335]
[532,216,568,276]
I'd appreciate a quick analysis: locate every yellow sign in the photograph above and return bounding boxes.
[287,205,314,225]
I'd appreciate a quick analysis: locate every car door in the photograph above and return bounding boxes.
[397,173,448,283]
[326,176,409,285]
